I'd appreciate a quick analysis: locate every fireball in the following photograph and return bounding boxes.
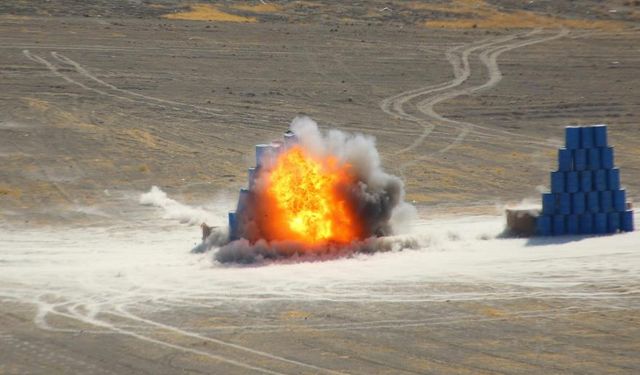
[259,146,361,245]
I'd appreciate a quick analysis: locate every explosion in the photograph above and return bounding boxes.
[261,146,361,244]
[205,116,416,262]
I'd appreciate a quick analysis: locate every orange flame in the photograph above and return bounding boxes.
[259,146,361,245]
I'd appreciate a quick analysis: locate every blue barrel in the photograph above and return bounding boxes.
[542,193,556,215]
[255,144,271,168]
[566,171,579,193]
[607,212,620,234]
[587,191,599,213]
[594,213,607,234]
[537,215,552,236]
[228,212,238,240]
[594,169,607,191]
[571,192,585,214]
[580,170,592,192]
[587,148,601,170]
[553,215,566,235]
[593,124,607,147]
[621,210,634,232]
[565,126,581,149]
[558,148,572,171]
[608,168,620,190]
[567,215,579,235]
[551,171,565,193]
[284,130,298,149]
[581,126,594,148]
[559,193,571,215]
[248,167,256,189]
[601,147,614,169]
[573,149,587,171]
[579,213,593,234]
[236,188,251,213]
[613,189,626,212]
[600,191,613,212]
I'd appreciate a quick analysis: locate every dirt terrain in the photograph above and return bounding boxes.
[1,0,639,225]
[1,1,640,374]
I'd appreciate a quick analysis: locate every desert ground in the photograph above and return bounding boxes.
[1,1,640,374]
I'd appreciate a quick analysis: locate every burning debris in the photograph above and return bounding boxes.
[201,117,416,261]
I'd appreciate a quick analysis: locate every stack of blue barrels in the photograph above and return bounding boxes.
[228,130,298,241]
[537,124,634,236]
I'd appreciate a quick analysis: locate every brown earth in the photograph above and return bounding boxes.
[1,1,639,374]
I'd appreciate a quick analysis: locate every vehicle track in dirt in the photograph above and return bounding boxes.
[379,29,570,173]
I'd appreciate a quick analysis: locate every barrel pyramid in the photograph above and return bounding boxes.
[537,124,634,235]
[228,130,298,241]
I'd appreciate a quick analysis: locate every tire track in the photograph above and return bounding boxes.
[379,29,569,166]
[34,300,346,375]
[416,29,570,140]
[30,294,637,375]
[24,290,345,375]
[23,50,288,128]
[379,32,532,153]
[23,50,126,102]
[48,307,289,375]
[50,52,227,116]
[404,28,570,165]
[112,306,347,375]
[396,32,544,151]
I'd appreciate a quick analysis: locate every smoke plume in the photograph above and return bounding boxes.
[291,116,415,237]
[140,186,217,225]
[211,116,417,262]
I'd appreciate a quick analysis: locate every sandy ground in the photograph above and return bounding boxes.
[1,216,640,374]
[1,1,640,374]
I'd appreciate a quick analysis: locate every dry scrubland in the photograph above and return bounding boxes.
[1,1,640,374]
[1,0,639,224]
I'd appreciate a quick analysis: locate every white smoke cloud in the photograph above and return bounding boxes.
[140,186,217,225]
[389,202,418,235]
